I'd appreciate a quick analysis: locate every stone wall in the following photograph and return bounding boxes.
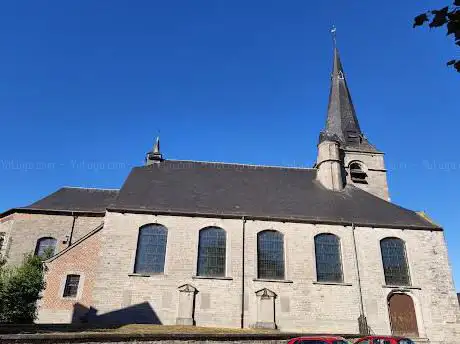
[1,212,103,266]
[0,213,15,258]
[34,210,459,343]
[343,150,389,201]
[355,226,460,342]
[83,212,459,342]
[91,213,244,328]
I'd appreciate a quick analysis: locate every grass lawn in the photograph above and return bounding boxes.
[83,324,279,334]
[0,324,280,335]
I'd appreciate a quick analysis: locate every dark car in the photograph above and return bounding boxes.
[354,336,415,344]
[288,336,350,344]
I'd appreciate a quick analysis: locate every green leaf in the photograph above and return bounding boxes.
[447,9,460,21]
[430,8,449,28]
[413,13,429,27]
[455,30,460,41]
[0,253,45,323]
[447,22,457,35]
[454,61,460,72]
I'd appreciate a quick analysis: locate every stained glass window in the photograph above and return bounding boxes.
[380,237,410,286]
[315,233,343,282]
[197,227,226,277]
[257,230,284,280]
[35,237,57,257]
[134,224,168,274]
[63,274,80,298]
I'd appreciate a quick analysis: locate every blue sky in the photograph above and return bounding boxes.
[1,1,459,289]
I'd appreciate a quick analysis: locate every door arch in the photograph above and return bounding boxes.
[388,293,419,337]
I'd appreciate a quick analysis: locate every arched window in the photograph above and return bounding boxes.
[315,233,343,282]
[35,237,57,257]
[257,230,284,280]
[380,237,410,286]
[197,227,226,277]
[134,224,168,274]
[349,162,367,184]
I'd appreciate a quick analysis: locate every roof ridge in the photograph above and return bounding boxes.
[162,159,316,171]
[61,186,119,191]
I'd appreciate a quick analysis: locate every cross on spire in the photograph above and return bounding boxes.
[331,25,337,48]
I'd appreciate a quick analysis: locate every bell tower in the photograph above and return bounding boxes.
[145,137,164,165]
[316,30,389,200]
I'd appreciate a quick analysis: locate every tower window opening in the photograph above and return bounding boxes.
[346,130,362,144]
[350,163,367,184]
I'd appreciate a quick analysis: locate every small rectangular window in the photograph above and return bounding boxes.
[63,274,80,298]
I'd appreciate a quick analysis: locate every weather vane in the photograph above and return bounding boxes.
[331,25,337,47]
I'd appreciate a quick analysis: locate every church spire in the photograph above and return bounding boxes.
[153,136,161,156]
[319,28,377,152]
[145,136,163,165]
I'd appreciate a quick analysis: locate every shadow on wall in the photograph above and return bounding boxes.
[72,302,162,325]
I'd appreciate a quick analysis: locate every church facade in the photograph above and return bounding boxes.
[0,47,458,343]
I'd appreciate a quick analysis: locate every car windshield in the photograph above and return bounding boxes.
[297,339,350,344]
[373,340,391,344]
[397,339,415,344]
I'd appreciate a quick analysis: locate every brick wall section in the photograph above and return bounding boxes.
[3,212,103,266]
[38,228,102,323]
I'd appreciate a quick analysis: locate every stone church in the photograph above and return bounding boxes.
[0,46,459,343]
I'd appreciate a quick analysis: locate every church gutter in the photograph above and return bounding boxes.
[241,216,246,329]
[67,212,77,247]
[0,208,105,219]
[105,208,442,231]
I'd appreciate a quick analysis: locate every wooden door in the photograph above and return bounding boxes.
[388,293,419,337]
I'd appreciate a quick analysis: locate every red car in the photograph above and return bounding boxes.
[288,336,350,344]
[354,336,415,344]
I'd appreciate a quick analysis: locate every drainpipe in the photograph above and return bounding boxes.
[352,222,368,334]
[68,212,77,247]
[240,216,246,329]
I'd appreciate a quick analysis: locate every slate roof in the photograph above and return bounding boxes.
[108,160,439,230]
[320,47,379,152]
[1,187,119,216]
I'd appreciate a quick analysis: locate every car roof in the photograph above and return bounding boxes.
[357,336,407,340]
[292,336,346,341]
